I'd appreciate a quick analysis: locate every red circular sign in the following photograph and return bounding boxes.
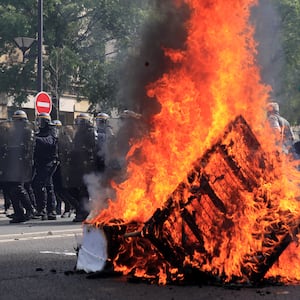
[35,91,52,114]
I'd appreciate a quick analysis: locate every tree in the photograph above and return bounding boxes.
[74,0,154,112]
[0,0,37,104]
[270,0,300,124]
[0,0,153,113]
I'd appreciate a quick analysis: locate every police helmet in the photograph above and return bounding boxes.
[36,112,51,128]
[120,110,142,119]
[52,120,62,127]
[75,113,90,126]
[96,112,109,120]
[12,110,28,121]
[95,112,109,127]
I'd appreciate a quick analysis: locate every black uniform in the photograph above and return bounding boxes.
[32,125,58,220]
[0,115,36,223]
[69,122,95,222]
[51,122,73,217]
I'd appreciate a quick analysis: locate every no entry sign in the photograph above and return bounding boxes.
[35,91,52,114]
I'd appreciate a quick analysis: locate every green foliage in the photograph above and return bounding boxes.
[0,0,37,105]
[271,0,300,124]
[0,0,153,111]
[2,0,300,122]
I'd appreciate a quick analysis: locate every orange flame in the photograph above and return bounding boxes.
[88,0,300,283]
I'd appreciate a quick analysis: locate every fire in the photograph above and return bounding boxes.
[86,0,300,284]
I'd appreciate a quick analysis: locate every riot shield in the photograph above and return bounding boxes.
[0,120,35,183]
[58,124,97,188]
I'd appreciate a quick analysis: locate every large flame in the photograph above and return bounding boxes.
[88,0,300,283]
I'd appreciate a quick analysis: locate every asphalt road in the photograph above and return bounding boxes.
[1,202,300,300]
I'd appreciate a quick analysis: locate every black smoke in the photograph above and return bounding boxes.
[86,1,191,208]
[117,0,191,121]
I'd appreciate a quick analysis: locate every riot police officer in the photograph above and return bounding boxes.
[68,113,96,222]
[4,110,36,223]
[51,120,73,217]
[32,113,58,220]
[95,112,114,172]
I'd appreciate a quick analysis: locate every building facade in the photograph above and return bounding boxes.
[0,92,91,124]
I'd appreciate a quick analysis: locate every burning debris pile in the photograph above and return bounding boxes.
[76,0,300,286]
[79,115,300,285]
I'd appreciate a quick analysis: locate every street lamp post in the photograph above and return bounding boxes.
[14,37,35,63]
[37,0,43,92]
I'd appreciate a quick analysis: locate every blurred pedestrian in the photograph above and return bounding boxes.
[266,102,295,155]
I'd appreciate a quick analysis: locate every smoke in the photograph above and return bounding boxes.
[251,0,285,104]
[113,0,191,173]
[84,172,116,217]
[84,1,191,210]
[84,0,288,215]
[117,0,190,119]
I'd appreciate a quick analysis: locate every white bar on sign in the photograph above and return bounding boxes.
[37,102,50,108]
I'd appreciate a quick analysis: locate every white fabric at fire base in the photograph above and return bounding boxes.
[76,225,108,273]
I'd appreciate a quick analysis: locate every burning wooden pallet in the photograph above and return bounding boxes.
[92,115,300,284]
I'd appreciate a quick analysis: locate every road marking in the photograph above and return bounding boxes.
[0,228,83,243]
[40,250,77,256]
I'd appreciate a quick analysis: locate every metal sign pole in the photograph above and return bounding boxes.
[37,0,43,92]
